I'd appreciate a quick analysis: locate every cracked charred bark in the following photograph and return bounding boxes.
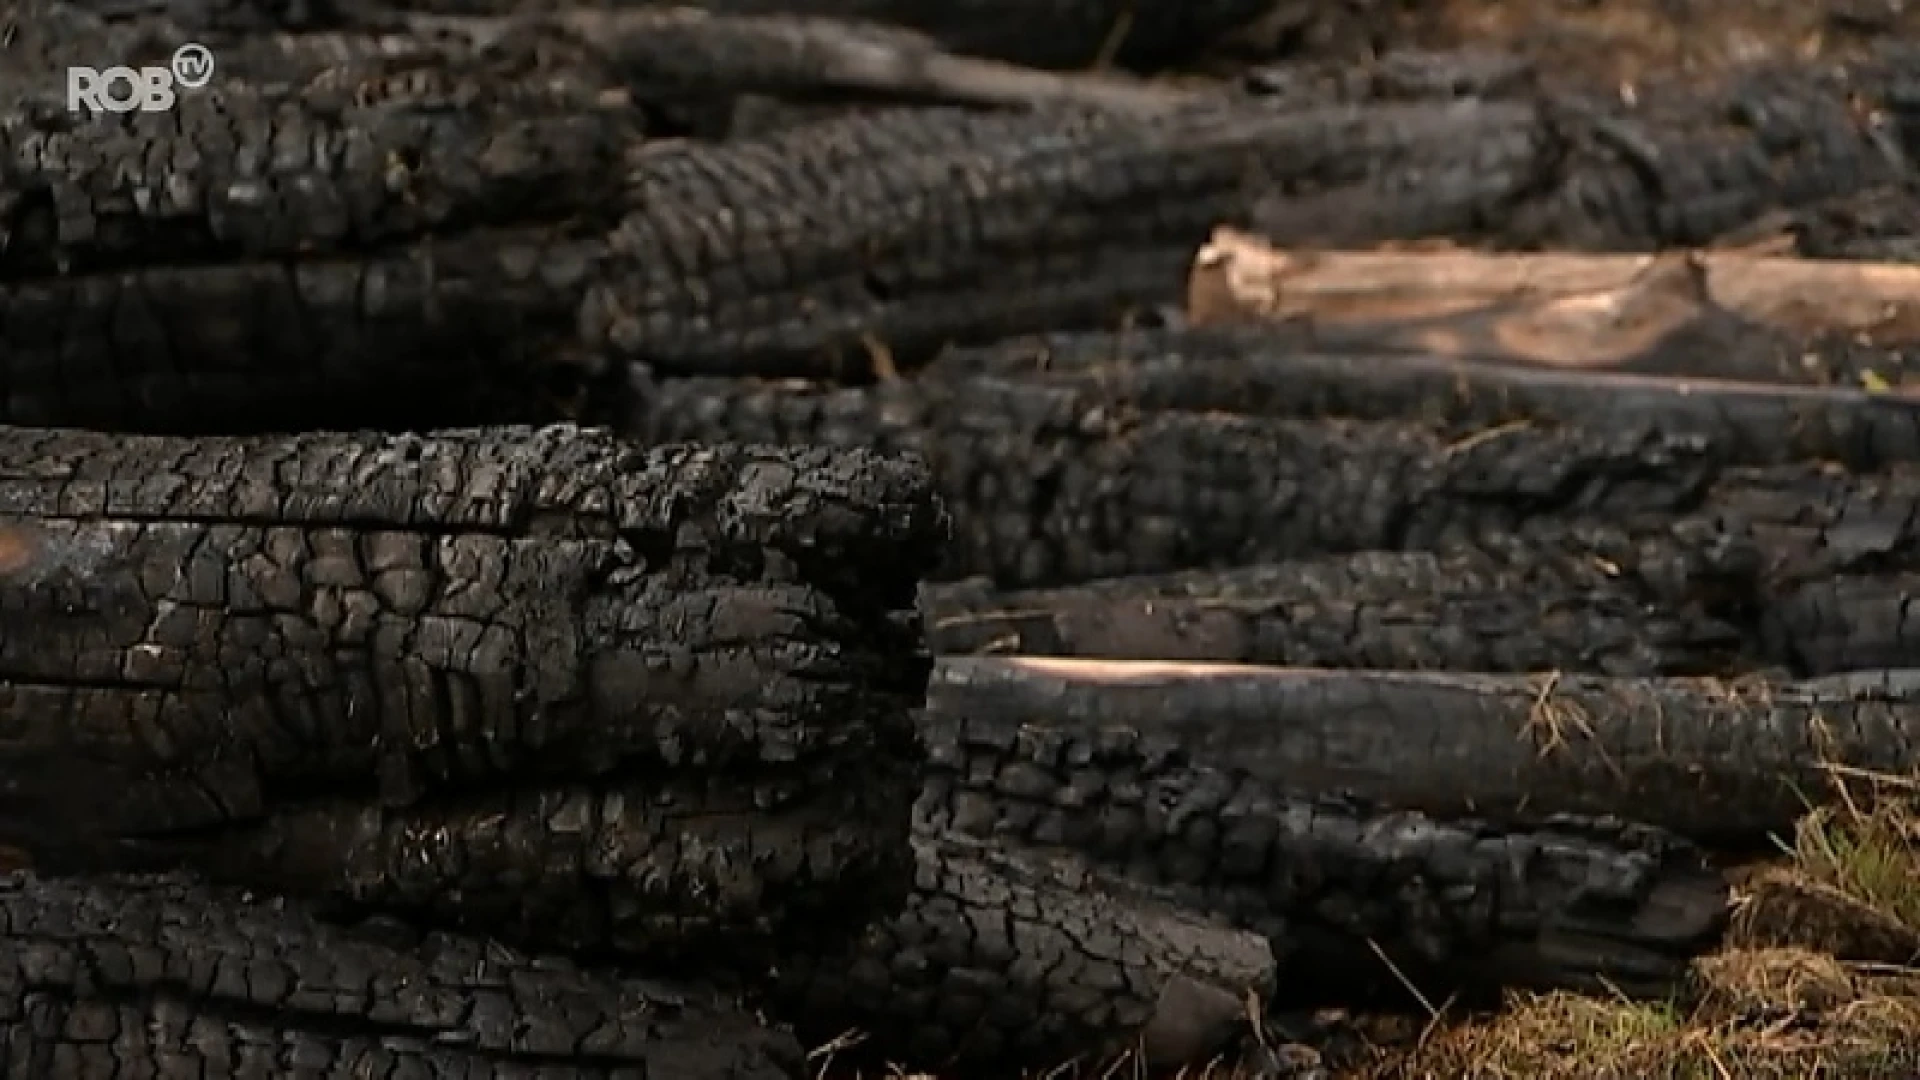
[927,657,1920,842]
[927,328,1920,469]
[916,706,1731,1003]
[766,832,1276,1073]
[923,539,1749,676]
[0,424,945,967]
[635,371,1920,627]
[633,374,1747,588]
[0,871,806,1079]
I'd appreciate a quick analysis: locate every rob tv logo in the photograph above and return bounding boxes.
[68,43,215,114]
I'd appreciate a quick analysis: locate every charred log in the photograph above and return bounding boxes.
[917,706,1731,1002]
[926,657,1920,842]
[928,327,1920,470]
[0,870,805,1079]
[923,540,1749,676]
[633,373,1742,587]
[767,832,1276,1073]
[0,424,944,966]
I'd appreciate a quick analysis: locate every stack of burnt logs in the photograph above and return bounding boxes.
[1,0,1918,1075]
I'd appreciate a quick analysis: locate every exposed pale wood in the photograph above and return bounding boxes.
[1186,227,1920,377]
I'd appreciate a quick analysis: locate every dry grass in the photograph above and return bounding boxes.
[1353,951,1920,1078]
[1356,787,1920,1079]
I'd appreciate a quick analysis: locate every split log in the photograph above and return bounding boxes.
[923,537,1749,676]
[0,425,945,967]
[926,657,1920,842]
[926,327,1920,469]
[0,871,805,1079]
[634,373,1739,587]
[1186,228,1920,389]
[767,832,1275,1072]
[916,710,1731,1002]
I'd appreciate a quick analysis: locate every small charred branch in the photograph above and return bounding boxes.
[926,657,1920,843]
[766,833,1275,1074]
[0,871,806,1080]
[916,711,1730,1003]
[633,374,1734,588]
[0,425,945,965]
[406,9,1195,114]
[923,541,1749,676]
[926,327,1920,470]
[679,0,1281,72]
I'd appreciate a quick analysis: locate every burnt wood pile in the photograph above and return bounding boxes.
[1,0,1917,1076]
